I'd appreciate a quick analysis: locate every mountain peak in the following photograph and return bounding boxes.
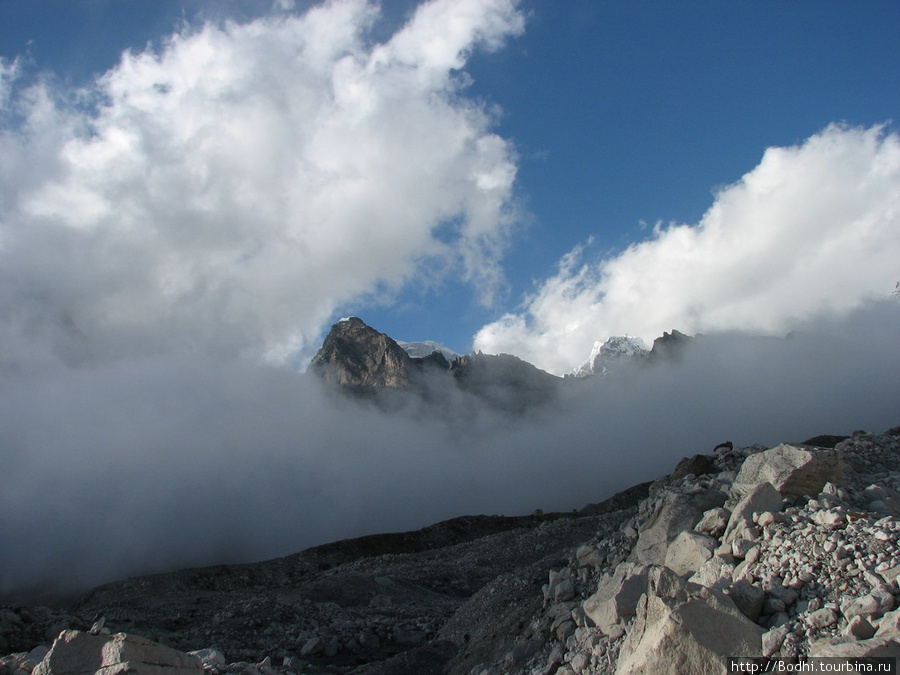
[573,335,650,377]
[310,317,414,389]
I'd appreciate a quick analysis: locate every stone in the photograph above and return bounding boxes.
[726,580,766,622]
[841,592,892,621]
[32,630,202,675]
[730,538,756,560]
[187,649,225,668]
[845,616,877,640]
[615,568,764,675]
[671,454,717,480]
[811,510,846,528]
[694,507,730,537]
[756,511,776,527]
[631,489,727,565]
[583,563,649,635]
[689,555,735,591]
[733,444,844,499]
[392,626,426,646]
[575,545,606,568]
[807,608,838,629]
[300,637,324,656]
[877,609,900,636]
[664,531,716,577]
[507,638,543,666]
[723,482,783,544]
[761,625,790,657]
[570,653,590,672]
[546,570,576,603]
[809,636,900,658]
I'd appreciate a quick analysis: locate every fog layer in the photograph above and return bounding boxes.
[2,301,898,598]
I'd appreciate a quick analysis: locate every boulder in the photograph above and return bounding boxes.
[664,531,716,577]
[876,608,900,636]
[631,489,727,566]
[845,616,877,640]
[671,454,717,480]
[694,507,730,538]
[722,482,782,544]
[689,555,735,592]
[583,563,649,635]
[732,444,844,498]
[841,590,895,621]
[615,567,764,675]
[726,580,766,622]
[761,625,789,658]
[809,636,900,658]
[32,630,202,675]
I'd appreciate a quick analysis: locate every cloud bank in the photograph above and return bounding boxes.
[1,1,899,603]
[0,0,523,368]
[474,124,900,375]
[2,300,898,599]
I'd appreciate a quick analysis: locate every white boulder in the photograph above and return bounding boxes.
[615,567,763,675]
[33,630,202,675]
[733,444,844,499]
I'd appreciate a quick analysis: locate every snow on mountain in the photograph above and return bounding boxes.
[573,335,649,377]
[397,340,460,362]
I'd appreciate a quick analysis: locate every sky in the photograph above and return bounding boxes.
[2,0,898,372]
[1,0,900,598]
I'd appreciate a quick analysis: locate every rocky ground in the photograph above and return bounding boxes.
[3,426,900,674]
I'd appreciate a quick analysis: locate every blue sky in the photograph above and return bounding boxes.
[1,0,898,373]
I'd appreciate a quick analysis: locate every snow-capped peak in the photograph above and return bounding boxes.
[573,335,649,377]
[397,340,460,362]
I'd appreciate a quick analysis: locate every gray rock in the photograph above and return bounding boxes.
[807,608,838,629]
[32,630,202,675]
[300,636,324,656]
[615,568,764,675]
[733,444,844,499]
[582,563,649,635]
[506,638,543,666]
[845,616,877,640]
[726,580,766,622]
[877,608,900,636]
[689,555,735,591]
[694,507,730,538]
[723,482,782,544]
[842,591,894,621]
[761,624,789,657]
[809,636,900,658]
[187,648,226,668]
[631,489,727,565]
[664,531,716,577]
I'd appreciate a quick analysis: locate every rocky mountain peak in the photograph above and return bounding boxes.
[310,317,414,389]
[649,328,693,361]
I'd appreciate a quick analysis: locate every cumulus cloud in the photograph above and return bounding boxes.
[474,124,900,375]
[0,0,523,368]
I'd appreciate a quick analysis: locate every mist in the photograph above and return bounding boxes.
[1,300,897,600]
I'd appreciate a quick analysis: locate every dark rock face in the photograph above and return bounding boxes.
[310,317,418,389]
[310,318,560,413]
[648,329,693,361]
[671,453,718,480]
[450,353,561,414]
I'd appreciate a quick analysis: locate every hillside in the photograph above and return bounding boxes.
[3,427,900,674]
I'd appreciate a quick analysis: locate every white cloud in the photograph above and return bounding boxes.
[0,0,523,368]
[474,124,900,375]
